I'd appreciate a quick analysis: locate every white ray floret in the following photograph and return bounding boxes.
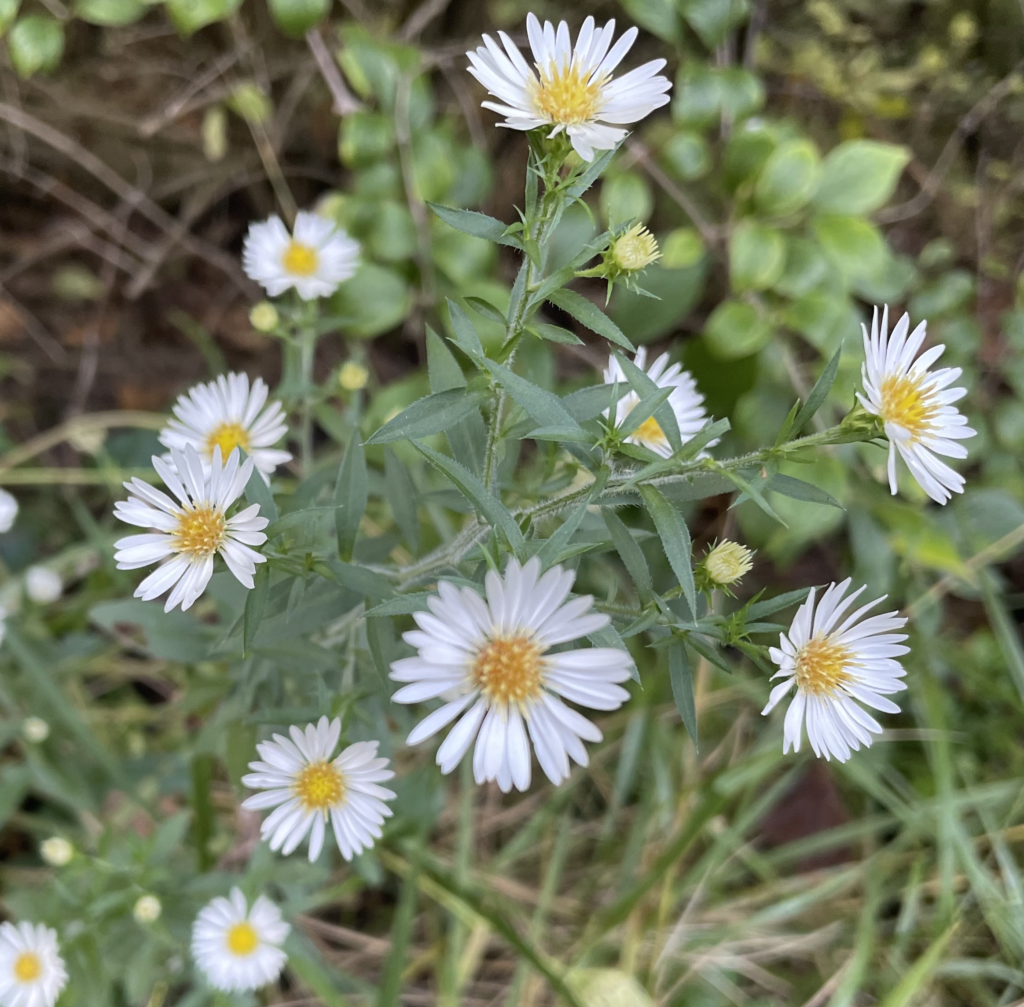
[858,305,976,505]
[391,557,634,793]
[604,347,713,458]
[242,717,396,863]
[467,13,672,162]
[243,210,359,300]
[0,921,68,1007]
[113,445,268,612]
[762,579,909,763]
[191,888,289,993]
[160,372,292,482]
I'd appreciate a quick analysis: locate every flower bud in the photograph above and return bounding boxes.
[249,301,280,333]
[22,717,50,743]
[338,360,369,392]
[611,223,660,273]
[133,894,162,924]
[25,566,63,605]
[41,837,74,867]
[703,540,754,587]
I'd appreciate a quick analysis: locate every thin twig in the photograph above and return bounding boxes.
[306,27,362,116]
[399,0,454,41]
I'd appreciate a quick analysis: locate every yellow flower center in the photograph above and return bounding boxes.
[628,411,669,452]
[472,635,544,706]
[879,374,938,443]
[794,636,853,696]
[530,60,605,124]
[613,226,660,272]
[294,761,344,811]
[205,421,251,460]
[281,241,319,277]
[13,952,42,982]
[173,504,227,559]
[226,922,259,957]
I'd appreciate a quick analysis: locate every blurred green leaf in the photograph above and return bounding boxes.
[608,258,706,343]
[619,0,679,42]
[730,220,785,291]
[428,202,522,248]
[813,214,887,279]
[680,0,750,48]
[660,131,710,180]
[332,265,411,338]
[755,139,821,217]
[704,299,772,359]
[165,0,240,35]
[603,508,652,598]
[0,0,19,35]
[75,0,145,25]
[669,642,698,748]
[813,140,910,215]
[267,0,330,36]
[335,431,368,561]
[7,15,63,77]
[600,172,653,227]
[660,228,705,269]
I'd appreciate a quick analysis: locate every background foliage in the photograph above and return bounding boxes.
[0,0,1022,1004]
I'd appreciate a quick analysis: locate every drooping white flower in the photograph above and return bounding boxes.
[467,13,672,162]
[24,567,62,605]
[391,557,633,792]
[113,445,268,613]
[604,347,712,458]
[857,305,976,505]
[190,888,289,993]
[242,717,396,863]
[0,921,68,1007]
[159,372,292,482]
[762,579,909,763]
[0,489,17,533]
[242,210,359,300]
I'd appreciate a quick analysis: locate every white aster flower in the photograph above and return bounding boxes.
[242,717,396,862]
[857,305,976,505]
[762,579,909,763]
[24,567,62,605]
[391,557,633,792]
[113,445,268,613]
[0,921,68,1007]
[604,347,712,458]
[242,210,359,300]
[160,372,292,483]
[191,888,288,993]
[0,489,17,533]
[467,13,672,162]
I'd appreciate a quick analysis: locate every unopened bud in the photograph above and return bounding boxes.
[25,566,62,605]
[41,837,74,867]
[611,223,660,273]
[338,360,369,391]
[22,717,50,743]
[249,302,279,333]
[134,894,162,924]
[567,968,654,1007]
[704,540,754,587]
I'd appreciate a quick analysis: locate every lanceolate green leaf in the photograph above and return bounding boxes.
[639,484,696,616]
[335,431,367,560]
[547,288,635,351]
[367,389,487,444]
[791,345,842,436]
[669,641,699,749]
[411,441,526,557]
[612,350,683,453]
[602,508,652,597]
[243,563,270,655]
[768,473,844,509]
[427,202,523,248]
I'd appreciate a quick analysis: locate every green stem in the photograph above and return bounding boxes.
[297,306,318,476]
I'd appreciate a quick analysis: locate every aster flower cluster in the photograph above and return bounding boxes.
[0,12,982,1003]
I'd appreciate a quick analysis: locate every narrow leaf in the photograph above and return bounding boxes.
[547,288,635,351]
[385,449,419,550]
[244,464,278,523]
[367,388,486,444]
[427,202,522,248]
[639,484,696,616]
[446,298,484,359]
[613,350,682,453]
[335,431,367,560]
[768,473,844,509]
[243,563,270,654]
[792,345,841,436]
[669,641,699,749]
[602,508,652,597]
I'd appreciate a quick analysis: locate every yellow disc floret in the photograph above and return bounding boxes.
[226,922,259,957]
[281,241,319,277]
[294,761,344,811]
[205,421,251,460]
[879,374,938,443]
[795,636,853,696]
[13,952,42,982]
[472,635,544,706]
[530,60,605,124]
[174,505,227,559]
